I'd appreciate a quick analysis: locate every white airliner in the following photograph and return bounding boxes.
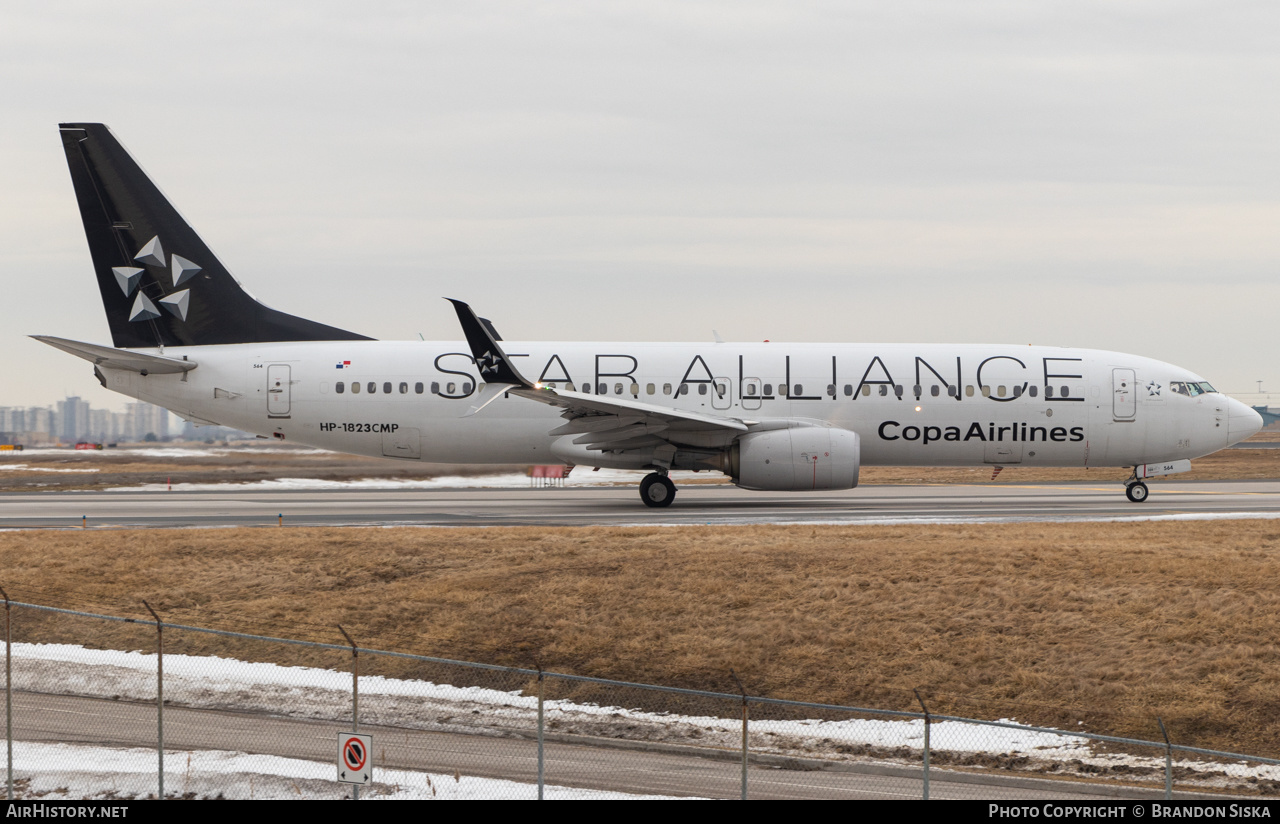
[39,123,1264,508]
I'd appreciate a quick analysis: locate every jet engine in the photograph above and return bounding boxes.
[727,425,860,491]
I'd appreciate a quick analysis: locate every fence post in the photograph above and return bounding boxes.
[914,689,931,800]
[1158,717,1172,799]
[2,586,11,801]
[338,625,359,801]
[730,670,748,801]
[535,657,544,801]
[142,601,163,800]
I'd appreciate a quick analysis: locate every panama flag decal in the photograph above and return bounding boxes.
[336,360,351,369]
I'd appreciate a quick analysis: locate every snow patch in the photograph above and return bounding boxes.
[12,742,685,800]
[106,468,718,492]
[12,642,1279,790]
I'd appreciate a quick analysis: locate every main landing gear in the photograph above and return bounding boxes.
[640,472,677,508]
[1124,469,1150,504]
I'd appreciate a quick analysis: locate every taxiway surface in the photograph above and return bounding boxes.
[3,480,1280,529]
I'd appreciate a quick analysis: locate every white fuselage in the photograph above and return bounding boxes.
[99,340,1251,471]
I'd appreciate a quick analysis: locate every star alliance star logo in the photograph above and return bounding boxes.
[113,235,200,323]
[1147,381,1161,397]
[477,350,502,375]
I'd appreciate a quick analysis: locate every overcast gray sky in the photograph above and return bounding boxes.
[3,1,1278,410]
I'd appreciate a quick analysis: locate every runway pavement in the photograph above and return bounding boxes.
[3,479,1280,529]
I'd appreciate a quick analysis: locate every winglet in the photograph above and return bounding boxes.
[445,299,533,388]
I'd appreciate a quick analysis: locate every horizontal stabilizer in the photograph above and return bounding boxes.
[31,335,197,374]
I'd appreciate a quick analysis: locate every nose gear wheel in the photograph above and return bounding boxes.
[1125,481,1149,503]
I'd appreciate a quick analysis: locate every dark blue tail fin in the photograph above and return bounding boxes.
[59,123,372,348]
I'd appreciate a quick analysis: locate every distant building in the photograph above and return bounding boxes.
[0,397,175,445]
[125,401,169,442]
[57,396,92,442]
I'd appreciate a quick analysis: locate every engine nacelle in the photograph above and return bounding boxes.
[730,426,860,491]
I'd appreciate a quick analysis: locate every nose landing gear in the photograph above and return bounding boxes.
[1125,482,1149,503]
[640,472,677,508]
[1124,468,1150,503]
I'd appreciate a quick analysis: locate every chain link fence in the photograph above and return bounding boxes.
[3,597,1279,800]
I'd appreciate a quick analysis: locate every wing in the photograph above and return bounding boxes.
[446,299,753,455]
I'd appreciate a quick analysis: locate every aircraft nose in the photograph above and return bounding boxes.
[1227,397,1264,445]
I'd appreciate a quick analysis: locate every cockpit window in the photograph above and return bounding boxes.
[1170,381,1217,397]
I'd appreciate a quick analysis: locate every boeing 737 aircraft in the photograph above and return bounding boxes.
[37,123,1264,507]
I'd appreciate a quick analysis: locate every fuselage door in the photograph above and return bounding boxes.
[712,377,732,410]
[741,377,762,410]
[267,364,291,417]
[1113,368,1136,421]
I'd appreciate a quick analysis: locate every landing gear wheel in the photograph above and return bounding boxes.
[640,473,677,508]
[1125,482,1149,503]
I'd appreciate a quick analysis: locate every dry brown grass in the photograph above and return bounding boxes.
[3,521,1280,754]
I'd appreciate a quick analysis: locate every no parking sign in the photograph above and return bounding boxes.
[338,733,373,785]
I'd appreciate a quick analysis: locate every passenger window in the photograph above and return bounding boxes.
[415,382,424,394]
[566,382,575,392]
[447,382,457,394]
[894,385,903,398]
[827,384,836,397]
[663,383,672,395]
[794,384,804,395]
[351,382,360,394]
[631,383,640,396]
[367,382,376,394]
[335,382,345,394]
[745,383,758,396]
[598,383,607,394]
[862,385,870,397]
[779,385,789,396]
[1013,385,1022,398]
[430,382,440,394]
[647,383,655,395]
[1060,386,1069,398]
[844,385,853,397]
[463,382,473,394]
[965,385,974,397]
[717,383,727,397]
[998,385,1007,397]
[931,385,940,397]
[383,382,392,394]
[546,382,557,390]
[764,384,773,395]
[1028,385,1037,398]
[878,385,888,397]
[947,385,957,397]
[698,384,708,395]
[1045,385,1054,398]
[981,385,991,397]
[913,384,922,397]
[614,383,623,395]
[399,382,408,394]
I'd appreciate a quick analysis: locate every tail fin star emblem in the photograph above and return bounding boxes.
[478,351,502,374]
[445,298,532,390]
